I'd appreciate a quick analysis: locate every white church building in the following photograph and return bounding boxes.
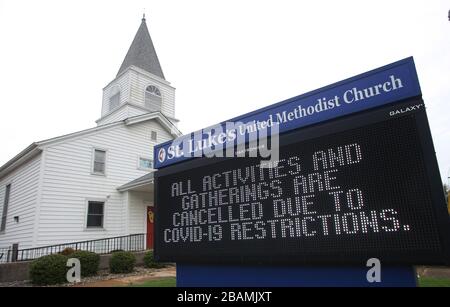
[0,16,181,255]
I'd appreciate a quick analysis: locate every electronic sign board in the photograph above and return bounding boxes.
[154,59,450,265]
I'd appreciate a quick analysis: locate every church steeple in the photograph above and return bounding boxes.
[117,16,165,79]
[98,16,177,127]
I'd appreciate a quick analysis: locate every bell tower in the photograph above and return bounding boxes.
[97,15,177,126]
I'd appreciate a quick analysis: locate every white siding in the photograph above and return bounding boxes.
[127,105,149,118]
[97,104,147,126]
[129,68,176,118]
[0,154,42,249]
[35,119,172,247]
[128,191,152,234]
[99,105,130,125]
[101,72,130,117]
[99,67,176,125]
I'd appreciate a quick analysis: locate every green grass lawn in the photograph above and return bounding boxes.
[128,276,450,287]
[418,277,450,287]
[129,277,176,287]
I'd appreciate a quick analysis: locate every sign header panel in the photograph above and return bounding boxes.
[154,57,421,169]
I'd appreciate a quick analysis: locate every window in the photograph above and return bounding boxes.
[86,201,104,228]
[109,86,121,111]
[92,149,106,175]
[1,184,11,232]
[109,92,120,111]
[151,131,157,141]
[139,157,153,170]
[145,85,162,111]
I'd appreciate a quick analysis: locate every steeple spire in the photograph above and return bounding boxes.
[117,16,165,79]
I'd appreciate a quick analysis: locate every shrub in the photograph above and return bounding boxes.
[143,251,165,268]
[109,249,123,253]
[70,250,100,277]
[29,254,68,285]
[109,251,136,274]
[60,247,75,256]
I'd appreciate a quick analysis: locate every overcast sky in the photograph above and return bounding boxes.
[0,0,449,183]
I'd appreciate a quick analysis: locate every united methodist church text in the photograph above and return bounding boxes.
[162,74,404,161]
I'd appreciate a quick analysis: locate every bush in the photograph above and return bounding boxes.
[70,250,100,277]
[109,251,136,274]
[143,251,165,268]
[109,249,123,253]
[60,247,75,256]
[29,254,68,285]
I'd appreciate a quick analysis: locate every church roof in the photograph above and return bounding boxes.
[0,112,181,179]
[117,172,154,192]
[117,16,165,79]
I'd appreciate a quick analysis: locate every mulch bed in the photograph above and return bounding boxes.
[0,264,176,287]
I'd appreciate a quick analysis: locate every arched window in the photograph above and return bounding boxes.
[109,86,121,111]
[145,85,162,111]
